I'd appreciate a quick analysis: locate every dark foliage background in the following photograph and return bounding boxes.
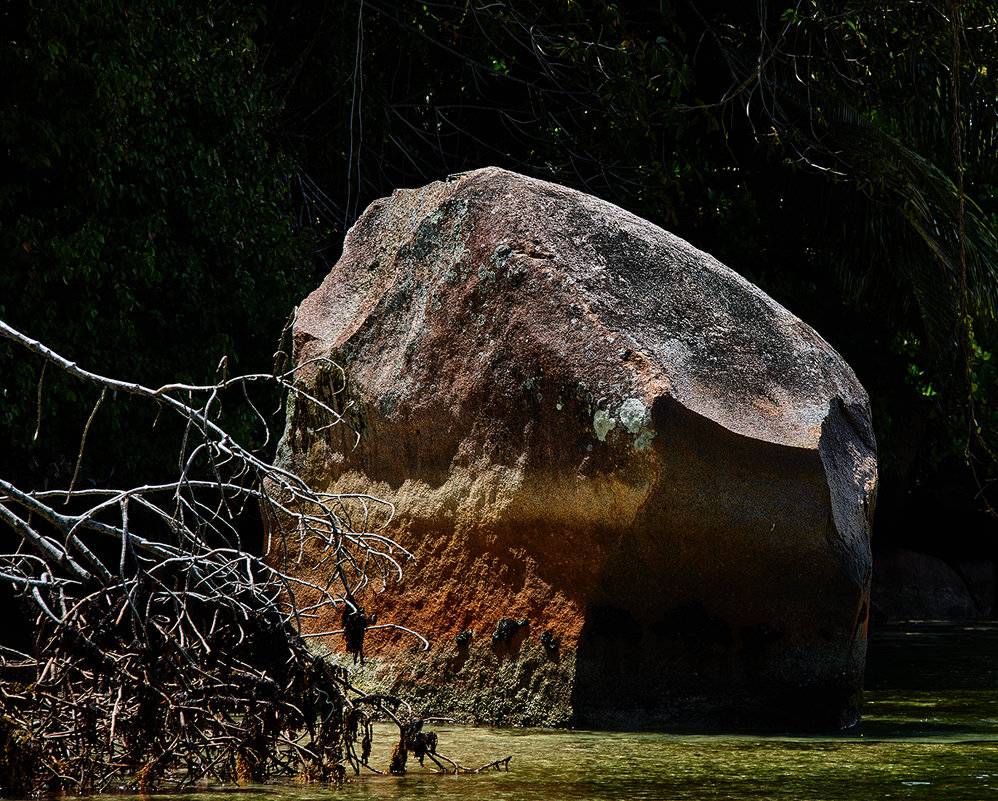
[3,0,997,557]
[0,0,312,483]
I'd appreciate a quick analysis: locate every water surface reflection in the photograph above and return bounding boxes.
[117,623,998,801]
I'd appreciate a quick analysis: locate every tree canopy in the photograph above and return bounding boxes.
[0,0,312,480]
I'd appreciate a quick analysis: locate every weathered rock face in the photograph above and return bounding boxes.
[273,167,878,730]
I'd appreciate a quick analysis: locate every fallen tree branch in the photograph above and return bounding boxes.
[0,316,505,793]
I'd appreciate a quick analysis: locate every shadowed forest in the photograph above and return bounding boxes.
[1,0,997,792]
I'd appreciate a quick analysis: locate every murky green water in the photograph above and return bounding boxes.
[112,623,998,800]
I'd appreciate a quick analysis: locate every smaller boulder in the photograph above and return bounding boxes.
[872,548,991,621]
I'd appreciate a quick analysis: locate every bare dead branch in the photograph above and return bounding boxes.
[0,317,510,792]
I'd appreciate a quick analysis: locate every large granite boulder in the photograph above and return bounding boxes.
[272,167,877,730]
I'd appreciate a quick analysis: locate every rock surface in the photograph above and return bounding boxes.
[272,167,878,730]
[872,548,993,622]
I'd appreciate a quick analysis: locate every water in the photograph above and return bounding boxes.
[120,623,998,800]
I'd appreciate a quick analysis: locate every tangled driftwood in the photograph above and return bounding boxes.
[0,318,507,794]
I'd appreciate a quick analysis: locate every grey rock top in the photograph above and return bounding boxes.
[297,166,874,454]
